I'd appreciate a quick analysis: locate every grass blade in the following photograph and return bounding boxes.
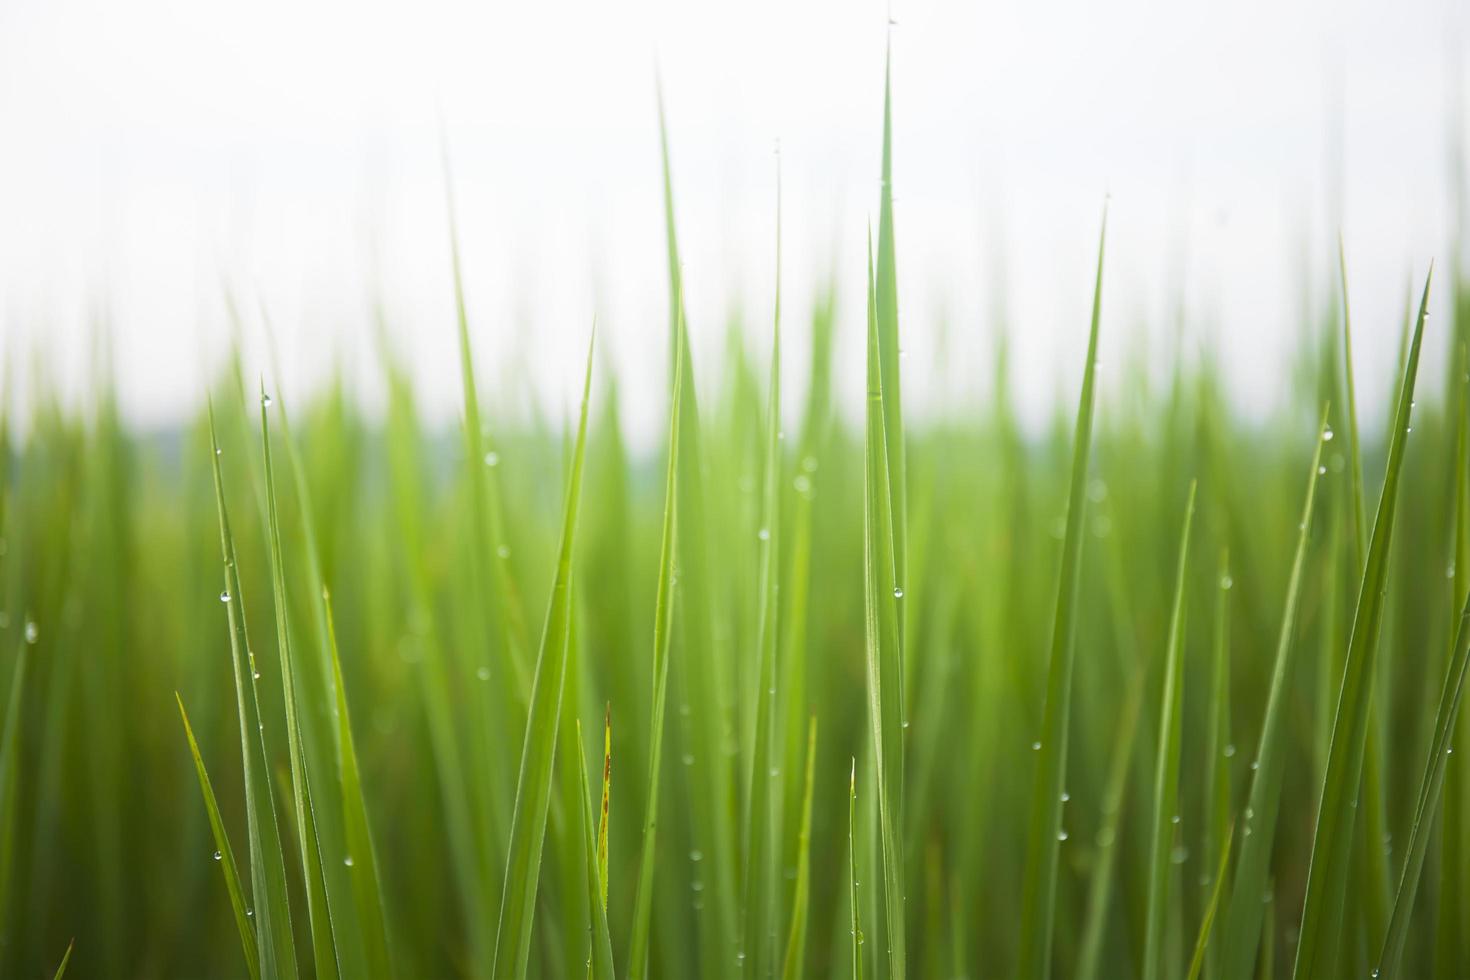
[490,328,595,980]
[1143,480,1196,980]
[1292,268,1433,980]
[1218,406,1331,980]
[1186,824,1236,980]
[781,716,817,980]
[1016,205,1107,980]
[862,227,905,980]
[576,720,615,980]
[207,406,299,980]
[51,938,74,980]
[626,307,684,980]
[259,383,341,980]
[176,694,261,980]
[848,759,863,980]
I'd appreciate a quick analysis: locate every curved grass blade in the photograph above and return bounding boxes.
[1186,824,1235,980]
[1292,269,1432,980]
[177,694,261,980]
[259,383,341,980]
[626,306,683,980]
[1016,204,1107,980]
[781,716,817,980]
[1201,546,1232,980]
[1218,406,1331,980]
[596,704,611,914]
[207,405,299,980]
[1143,480,1196,980]
[490,329,595,980]
[576,720,615,980]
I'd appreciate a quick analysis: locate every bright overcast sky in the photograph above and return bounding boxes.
[0,0,1465,441]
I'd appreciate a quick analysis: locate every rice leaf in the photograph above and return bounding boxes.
[1016,204,1107,980]
[207,405,299,980]
[576,720,615,980]
[781,716,817,980]
[1218,406,1331,980]
[176,693,261,980]
[1143,479,1196,980]
[490,328,595,980]
[625,301,683,980]
[1292,268,1432,980]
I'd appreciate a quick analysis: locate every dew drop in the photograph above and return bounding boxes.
[1060,791,1071,802]
[893,587,904,599]
[24,621,38,644]
[262,393,273,407]
[1224,743,1237,757]
[497,545,511,560]
[1220,575,1234,591]
[1057,829,1069,841]
[253,671,262,680]
[484,451,500,467]
[1251,760,1260,771]
[757,527,770,541]
[213,850,223,861]
[1171,814,1181,825]
[344,855,355,868]
[220,590,232,603]
[215,447,223,457]
[682,753,695,766]
[1323,427,1334,441]
[1318,465,1327,475]
[1032,740,1042,751]
[689,849,703,862]
[477,666,491,681]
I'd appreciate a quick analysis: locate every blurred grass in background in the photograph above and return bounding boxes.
[1,65,1469,980]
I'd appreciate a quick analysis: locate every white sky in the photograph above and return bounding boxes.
[0,0,1465,442]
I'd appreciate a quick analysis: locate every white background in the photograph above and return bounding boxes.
[0,0,1465,443]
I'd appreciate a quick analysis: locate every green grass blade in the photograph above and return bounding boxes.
[490,329,595,980]
[875,37,907,630]
[207,405,299,980]
[596,705,611,914]
[322,589,394,979]
[781,716,817,980]
[1374,585,1470,976]
[862,227,906,980]
[576,720,616,980]
[0,638,29,925]
[1218,406,1330,980]
[1186,824,1235,980]
[1143,480,1196,980]
[51,938,74,980]
[626,307,683,980]
[848,758,863,980]
[1075,676,1145,980]
[259,383,341,980]
[1016,204,1107,980]
[1201,546,1232,980]
[1292,269,1433,980]
[742,181,783,977]
[176,694,261,980]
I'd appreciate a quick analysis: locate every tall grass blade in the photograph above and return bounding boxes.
[862,227,905,980]
[259,383,341,980]
[626,308,684,980]
[781,716,817,980]
[1143,480,1196,980]
[176,694,261,980]
[207,406,299,980]
[51,938,74,980]
[1218,406,1331,980]
[490,329,595,980]
[1292,269,1433,980]
[1016,205,1107,980]
[849,758,863,980]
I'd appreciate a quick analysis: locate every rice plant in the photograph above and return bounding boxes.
[1,53,1469,980]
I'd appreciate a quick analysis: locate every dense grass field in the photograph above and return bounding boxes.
[3,68,1470,980]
